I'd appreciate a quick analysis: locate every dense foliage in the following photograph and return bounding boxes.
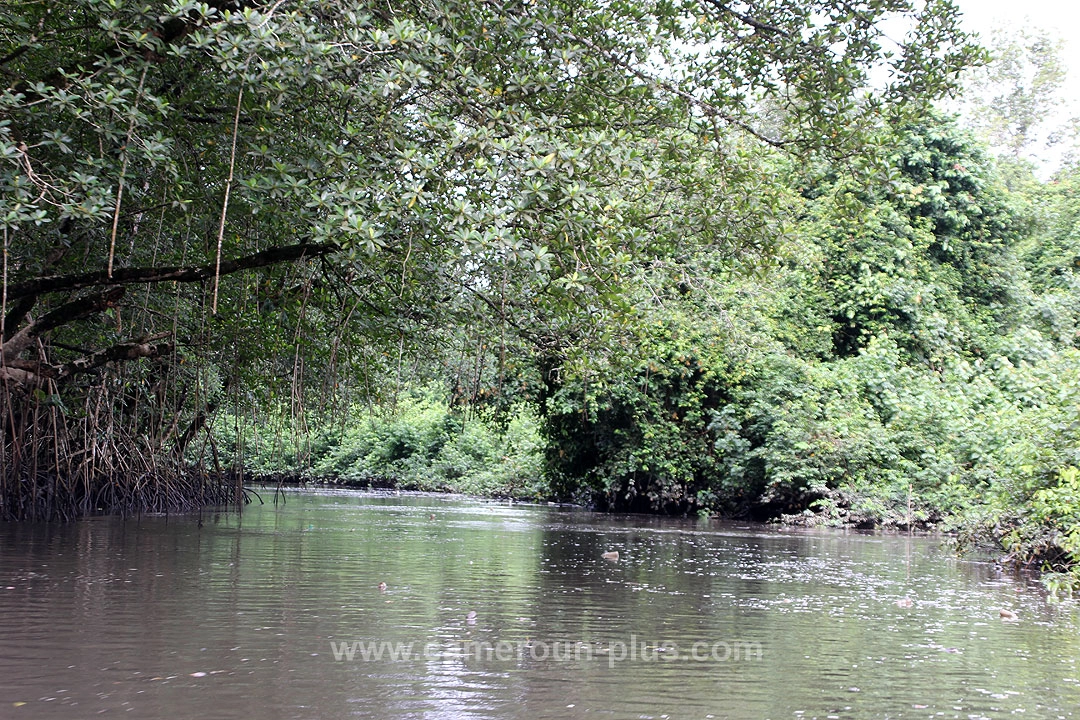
[235,110,1080,595]
[4,0,1077,597]
[1,0,976,519]
[536,117,1080,595]
[232,386,546,498]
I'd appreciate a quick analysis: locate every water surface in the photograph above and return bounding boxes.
[2,490,1078,719]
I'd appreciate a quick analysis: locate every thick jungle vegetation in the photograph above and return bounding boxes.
[3,1,1079,593]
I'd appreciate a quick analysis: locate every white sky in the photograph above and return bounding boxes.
[955,0,1080,82]
[952,0,1080,168]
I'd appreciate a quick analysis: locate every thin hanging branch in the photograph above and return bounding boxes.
[1,226,8,363]
[212,81,246,314]
[108,67,149,279]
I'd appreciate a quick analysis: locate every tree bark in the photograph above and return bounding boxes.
[0,242,337,385]
[4,337,174,381]
[5,242,338,300]
[2,287,125,359]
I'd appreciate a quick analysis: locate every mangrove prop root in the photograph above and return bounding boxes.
[1,385,239,521]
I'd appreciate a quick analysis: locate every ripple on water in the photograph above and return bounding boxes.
[1,493,1079,719]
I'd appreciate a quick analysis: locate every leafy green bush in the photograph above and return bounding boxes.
[228,387,546,499]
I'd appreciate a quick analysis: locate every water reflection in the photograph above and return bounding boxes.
[1,490,1078,719]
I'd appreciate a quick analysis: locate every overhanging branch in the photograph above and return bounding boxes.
[570,33,790,149]
[703,0,789,36]
[3,287,125,359]
[5,337,173,381]
[6,241,339,300]
[58,338,174,380]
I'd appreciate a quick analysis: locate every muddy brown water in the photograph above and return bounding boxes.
[2,490,1078,719]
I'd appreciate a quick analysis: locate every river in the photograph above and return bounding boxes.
[1,490,1078,719]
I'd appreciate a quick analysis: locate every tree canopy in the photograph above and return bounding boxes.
[1,0,978,520]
